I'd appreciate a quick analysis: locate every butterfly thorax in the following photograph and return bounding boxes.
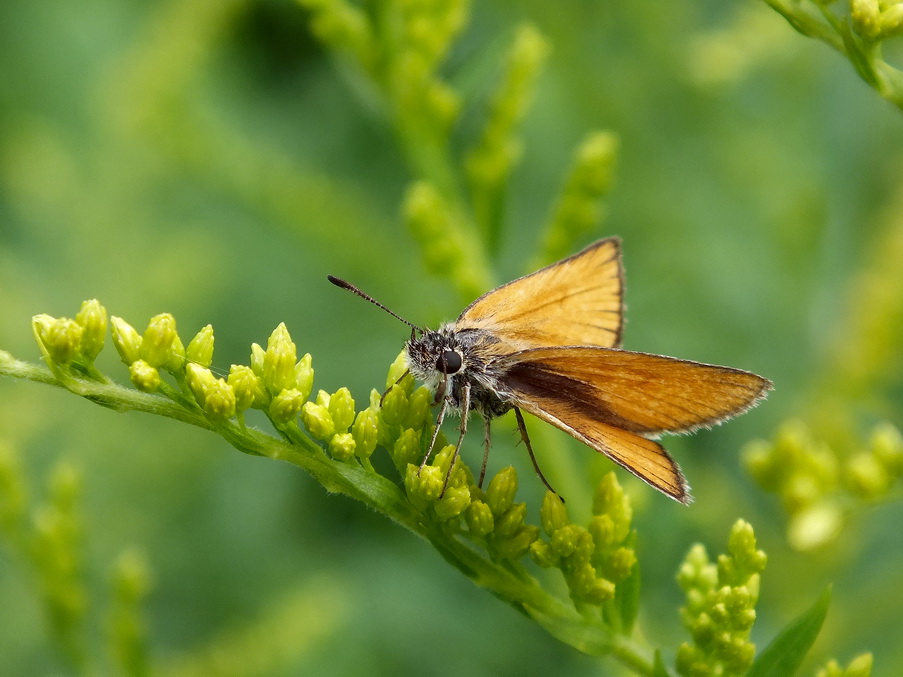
[405,325,514,420]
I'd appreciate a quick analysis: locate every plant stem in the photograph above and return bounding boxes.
[1,352,657,671]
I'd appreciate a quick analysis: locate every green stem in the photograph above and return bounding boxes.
[1,352,657,671]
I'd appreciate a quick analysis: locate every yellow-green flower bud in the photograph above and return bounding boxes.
[75,299,107,361]
[392,428,422,468]
[351,408,379,460]
[262,323,297,394]
[588,514,616,551]
[571,527,595,564]
[568,561,598,595]
[529,540,558,568]
[676,644,705,676]
[496,525,539,560]
[129,360,161,392]
[466,24,548,183]
[593,472,632,542]
[712,586,755,629]
[435,485,471,521]
[840,653,873,677]
[250,342,265,376]
[404,386,432,430]
[186,363,218,408]
[49,460,81,505]
[140,313,178,368]
[112,548,152,602]
[485,466,518,517]
[385,351,413,394]
[404,181,460,276]
[300,401,334,440]
[186,324,214,367]
[851,0,881,40]
[431,443,459,477]
[111,316,142,365]
[316,389,330,409]
[879,5,903,38]
[787,503,842,552]
[37,317,83,365]
[376,417,397,450]
[425,80,459,132]
[405,463,444,502]
[583,576,616,605]
[603,546,636,583]
[722,519,767,583]
[294,353,314,401]
[784,474,821,513]
[742,439,780,490]
[328,387,355,432]
[550,524,582,559]
[847,452,891,499]
[32,313,55,344]
[227,365,266,412]
[380,383,409,426]
[203,378,236,421]
[872,422,903,475]
[328,432,356,462]
[164,333,186,373]
[494,502,526,538]
[368,388,381,410]
[722,637,756,674]
[465,500,494,537]
[540,491,568,536]
[538,131,618,266]
[678,544,717,601]
[270,389,305,428]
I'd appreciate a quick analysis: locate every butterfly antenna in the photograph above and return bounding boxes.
[327,275,422,333]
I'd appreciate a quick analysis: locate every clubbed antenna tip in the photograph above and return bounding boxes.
[327,275,421,333]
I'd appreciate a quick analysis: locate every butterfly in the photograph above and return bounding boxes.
[329,237,772,504]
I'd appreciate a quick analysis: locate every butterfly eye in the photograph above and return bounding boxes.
[436,350,463,374]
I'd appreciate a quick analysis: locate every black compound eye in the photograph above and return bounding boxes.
[437,350,462,374]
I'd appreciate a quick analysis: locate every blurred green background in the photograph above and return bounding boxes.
[2,0,902,675]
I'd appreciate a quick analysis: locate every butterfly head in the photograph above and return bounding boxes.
[405,326,465,388]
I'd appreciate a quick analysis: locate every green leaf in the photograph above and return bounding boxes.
[651,649,673,677]
[747,586,832,677]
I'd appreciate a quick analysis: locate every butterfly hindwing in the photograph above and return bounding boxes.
[455,237,624,350]
[515,397,691,502]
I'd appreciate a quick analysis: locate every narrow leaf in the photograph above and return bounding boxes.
[652,649,673,677]
[747,586,832,677]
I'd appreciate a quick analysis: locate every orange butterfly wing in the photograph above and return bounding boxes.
[455,237,624,350]
[495,346,772,503]
[517,403,691,503]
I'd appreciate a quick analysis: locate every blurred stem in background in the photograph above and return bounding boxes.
[763,0,903,111]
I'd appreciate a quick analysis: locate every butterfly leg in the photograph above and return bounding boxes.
[514,408,559,497]
[439,382,470,497]
[477,418,491,488]
[419,394,449,474]
[379,369,411,406]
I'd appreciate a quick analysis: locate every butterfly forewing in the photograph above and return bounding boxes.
[497,346,772,436]
[456,237,624,350]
